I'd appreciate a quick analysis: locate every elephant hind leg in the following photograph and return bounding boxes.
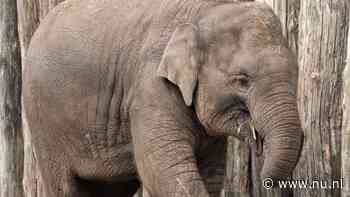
[75,178,140,197]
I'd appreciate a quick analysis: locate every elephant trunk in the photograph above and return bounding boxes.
[248,77,303,180]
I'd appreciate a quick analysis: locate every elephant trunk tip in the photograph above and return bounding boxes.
[260,128,304,183]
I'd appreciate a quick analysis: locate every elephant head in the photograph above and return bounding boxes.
[157,2,303,181]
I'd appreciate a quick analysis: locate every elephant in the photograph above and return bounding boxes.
[23,0,304,196]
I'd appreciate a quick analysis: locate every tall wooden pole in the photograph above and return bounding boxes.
[0,0,24,196]
[342,10,350,197]
[295,1,349,197]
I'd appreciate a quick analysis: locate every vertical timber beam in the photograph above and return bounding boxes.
[0,0,24,196]
[342,6,350,197]
[295,1,349,197]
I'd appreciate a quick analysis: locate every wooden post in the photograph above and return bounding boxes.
[0,0,24,197]
[342,11,350,197]
[223,137,251,197]
[295,1,349,197]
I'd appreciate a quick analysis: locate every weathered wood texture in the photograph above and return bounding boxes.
[223,137,251,197]
[295,1,349,197]
[17,1,64,197]
[0,0,24,197]
[342,14,350,197]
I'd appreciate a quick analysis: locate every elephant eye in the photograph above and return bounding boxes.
[229,74,251,89]
[239,77,249,87]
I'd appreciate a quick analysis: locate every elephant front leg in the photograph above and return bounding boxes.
[130,109,210,197]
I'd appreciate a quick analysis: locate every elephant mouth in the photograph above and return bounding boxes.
[224,106,264,152]
[231,116,263,155]
[226,107,251,135]
[206,106,251,137]
[204,106,264,154]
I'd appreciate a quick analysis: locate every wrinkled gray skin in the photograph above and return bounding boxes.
[23,0,303,196]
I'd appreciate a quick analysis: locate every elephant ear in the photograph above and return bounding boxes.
[157,23,201,106]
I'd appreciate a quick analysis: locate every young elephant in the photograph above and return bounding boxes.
[23,0,303,196]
